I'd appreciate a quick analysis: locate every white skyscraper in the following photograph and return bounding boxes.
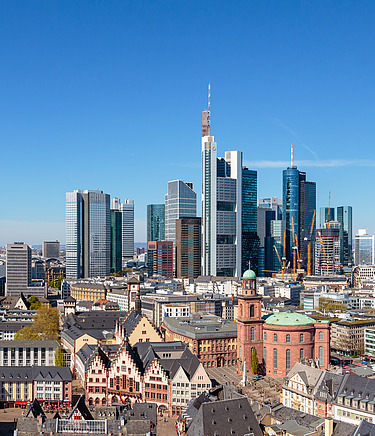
[201,86,243,277]
[355,229,375,265]
[121,199,134,266]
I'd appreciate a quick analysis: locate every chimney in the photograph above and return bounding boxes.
[325,417,333,436]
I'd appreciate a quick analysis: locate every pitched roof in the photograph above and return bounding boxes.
[335,373,375,404]
[352,420,375,436]
[185,395,262,436]
[25,398,46,419]
[69,395,93,420]
[287,362,323,389]
[121,311,142,336]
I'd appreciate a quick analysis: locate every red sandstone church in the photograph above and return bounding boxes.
[237,268,330,378]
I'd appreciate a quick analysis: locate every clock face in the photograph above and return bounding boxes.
[212,146,216,151]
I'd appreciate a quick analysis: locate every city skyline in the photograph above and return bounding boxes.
[2,2,375,244]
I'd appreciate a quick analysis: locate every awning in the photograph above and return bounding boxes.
[15,401,28,405]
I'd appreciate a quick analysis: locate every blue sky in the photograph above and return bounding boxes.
[1,0,375,245]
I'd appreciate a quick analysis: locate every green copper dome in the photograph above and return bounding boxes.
[264,311,315,326]
[243,269,256,278]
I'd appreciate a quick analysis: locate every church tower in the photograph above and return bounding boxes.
[237,268,263,375]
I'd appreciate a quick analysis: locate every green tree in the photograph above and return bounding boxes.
[251,347,259,375]
[55,347,65,366]
[15,306,60,341]
[28,296,41,310]
[50,276,64,290]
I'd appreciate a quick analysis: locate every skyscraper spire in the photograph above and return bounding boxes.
[291,143,294,167]
[202,83,211,137]
[208,82,211,113]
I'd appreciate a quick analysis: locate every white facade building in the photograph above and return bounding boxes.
[121,199,134,266]
[355,229,375,266]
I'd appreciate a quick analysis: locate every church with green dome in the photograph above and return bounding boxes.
[237,270,330,378]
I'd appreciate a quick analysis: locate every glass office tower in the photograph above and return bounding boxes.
[242,167,259,275]
[66,190,110,279]
[165,180,196,274]
[320,207,335,228]
[121,200,134,266]
[337,206,353,266]
[147,204,165,243]
[283,167,316,268]
[110,200,122,274]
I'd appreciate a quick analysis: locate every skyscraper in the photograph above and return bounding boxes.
[147,204,165,243]
[110,198,122,273]
[6,243,45,297]
[315,221,341,275]
[175,217,201,278]
[242,168,259,275]
[354,229,375,265]
[319,207,335,228]
[42,241,60,258]
[282,146,316,270]
[165,180,196,273]
[66,190,110,279]
[147,241,173,278]
[121,199,134,266]
[201,86,256,277]
[337,206,353,266]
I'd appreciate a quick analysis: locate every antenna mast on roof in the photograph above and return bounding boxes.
[291,143,294,167]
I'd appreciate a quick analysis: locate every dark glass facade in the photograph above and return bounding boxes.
[147,204,165,243]
[283,167,316,269]
[242,167,259,275]
[110,209,122,273]
[337,206,353,266]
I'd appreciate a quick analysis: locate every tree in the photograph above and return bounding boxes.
[28,296,41,310]
[251,347,259,375]
[49,276,64,290]
[55,347,65,366]
[14,306,60,341]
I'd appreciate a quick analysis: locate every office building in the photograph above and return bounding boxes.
[319,207,335,228]
[257,198,282,276]
[121,199,134,265]
[282,146,316,270]
[66,190,110,279]
[355,229,375,265]
[242,167,259,275]
[110,198,122,273]
[5,243,46,298]
[165,180,196,274]
[147,241,173,278]
[315,222,341,275]
[337,206,353,267]
[42,241,60,259]
[201,89,256,277]
[147,204,165,243]
[175,217,201,278]
[271,219,283,271]
[6,243,32,296]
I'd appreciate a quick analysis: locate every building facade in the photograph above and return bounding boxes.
[355,229,375,266]
[66,190,111,279]
[121,199,134,266]
[42,241,60,259]
[110,198,122,273]
[147,241,173,278]
[147,204,165,243]
[0,340,59,366]
[175,217,201,278]
[315,223,341,275]
[337,206,353,267]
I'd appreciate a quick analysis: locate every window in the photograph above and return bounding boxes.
[251,327,255,341]
[286,334,291,343]
[286,349,291,370]
[264,347,267,364]
[319,332,324,340]
[319,346,324,367]
[300,334,304,343]
[240,326,243,341]
[250,305,255,318]
[300,348,304,360]
[264,332,267,341]
[273,334,278,342]
[273,348,277,369]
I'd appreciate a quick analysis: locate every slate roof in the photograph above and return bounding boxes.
[121,311,142,336]
[314,371,343,402]
[0,366,72,382]
[286,362,323,390]
[76,343,110,371]
[331,421,357,436]
[353,420,375,436]
[184,393,262,436]
[64,311,125,330]
[0,339,59,348]
[335,373,375,404]
[0,321,32,331]
[271,404,324,429]
[25,398,46,419]
[133,341,200,379]
[125,402,157,427]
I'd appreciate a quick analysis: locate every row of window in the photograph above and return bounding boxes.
[265,347,324,369]
[264,332,324,342]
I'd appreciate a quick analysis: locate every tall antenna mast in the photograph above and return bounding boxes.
[291,143,294,167]
[208,82,211,113]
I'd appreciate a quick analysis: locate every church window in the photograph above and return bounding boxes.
[251,327,255,341]
[300,334,304,343]
[250,305,254,318]
[264,332,267,341]
[300,348,304,359]
[273,334,278,342]
[273,349,277,369]
[319,347,324,367]
[286,349,291,370]
[286,334,291,343]
[319,332,323,340]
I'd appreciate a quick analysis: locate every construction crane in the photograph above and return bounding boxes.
[317,230,329,275]
[291,216,303,279]
[327,192,331,229]
[307,210,316,276]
